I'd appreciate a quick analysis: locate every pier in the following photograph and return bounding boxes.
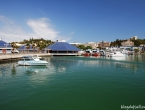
[0,53,52,62]
[0,53,80,62]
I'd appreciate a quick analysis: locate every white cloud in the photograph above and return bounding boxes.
[0,15,23,42]
[68,31,75,36]
[0,15,72,42]
[27,18,59,40]
[0,15,14,25]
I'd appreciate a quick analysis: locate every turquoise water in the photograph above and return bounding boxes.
[0,55,145,110]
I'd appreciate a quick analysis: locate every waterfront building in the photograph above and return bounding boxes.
[130,36,138,40]
[121,40,134,46]
[84,42,98,49]
[69,42,82,46]
[82,41,110,50]
[0,38,12,54]
[46,40,80,55]
[140,44,145,46]
[97,41,111,49]
[18,45,38,53]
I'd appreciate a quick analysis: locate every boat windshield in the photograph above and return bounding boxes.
[92,50,98,53]
[22,56,34,61]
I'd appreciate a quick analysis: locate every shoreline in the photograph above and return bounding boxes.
[0,53,53,62]
[0,52,144,63]
[0,53,80,62]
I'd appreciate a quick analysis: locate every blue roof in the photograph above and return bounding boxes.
[47,42,80,51]
[18,45,26,50]
[18,45,37,50]
[0,40,12,48]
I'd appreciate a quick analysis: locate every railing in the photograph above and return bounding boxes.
[0,53,52,60]
[50,53,79,55]
[0,53,81,60]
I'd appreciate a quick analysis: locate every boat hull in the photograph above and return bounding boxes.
[92,53,100,57]
[18,61,48,66]
[83,53,91,57]
[110,54,125,57]
[109,53,126,57]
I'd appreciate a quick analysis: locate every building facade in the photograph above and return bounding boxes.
[130,36,138,40]
[0,39,12,54]
[97,41,111,49]
[121,40,134,46]
[46,41,80,55]
[83,41,111,49]
[84,42,98,49]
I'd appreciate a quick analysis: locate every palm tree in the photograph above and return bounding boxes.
[26,43,30,53]
[36,42,40,53]
[11,42,15,52]
[32,43,37,53]
[11,42,18,53]
[40,43,46,53]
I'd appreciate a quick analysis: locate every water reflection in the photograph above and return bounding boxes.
[33,55,145,75]
[11,64,16,76]
[0,55,145,78]
[50,57,78,73]
[0,63,16,77]
[110,56,126,61]
[0,63,50,77]
[76,55,145,73]
[17,66,47,75]
[104,54,145,62]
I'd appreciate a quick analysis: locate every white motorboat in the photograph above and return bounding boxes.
[32,55,44,60]
[18,56,48,66]
[109,51,126,57]
[99,50,106,56]
[122,49,134,55]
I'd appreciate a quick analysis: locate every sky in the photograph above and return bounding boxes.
[0,0,145,43]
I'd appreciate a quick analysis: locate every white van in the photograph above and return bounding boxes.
[11,49,19,53]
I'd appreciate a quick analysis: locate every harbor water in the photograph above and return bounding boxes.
[0,55,145,110]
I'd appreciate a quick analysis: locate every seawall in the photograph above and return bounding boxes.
[0,53,53,62]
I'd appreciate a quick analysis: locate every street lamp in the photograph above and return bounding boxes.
[4,43,9,55]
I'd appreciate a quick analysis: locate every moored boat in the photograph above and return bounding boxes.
[92,53,100,56]
[32,55,44,60]
[91,50,100,56]
[18,56,48,66]
[122,49,134,55]
[83,53,91,57]
[109,51,125,57]
[83,49,92,57]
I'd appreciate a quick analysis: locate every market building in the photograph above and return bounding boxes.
[46,40,80,55]
[0,38,12,54]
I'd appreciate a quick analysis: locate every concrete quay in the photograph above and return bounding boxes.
[0,53,80,62]
[0,53,53,62]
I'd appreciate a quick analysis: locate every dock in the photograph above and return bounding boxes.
[0,53,53,63]
[0,53,80,63]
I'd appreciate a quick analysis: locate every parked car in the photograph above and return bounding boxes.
[11,49,19,53]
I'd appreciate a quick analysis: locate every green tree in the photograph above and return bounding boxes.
[26,43,30,53]
[10,42,20,53]
[32,43,36,53]
[39,43,46,50]
[77,45,85,50]
[85,46,92,50]
[97,47,101,50]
